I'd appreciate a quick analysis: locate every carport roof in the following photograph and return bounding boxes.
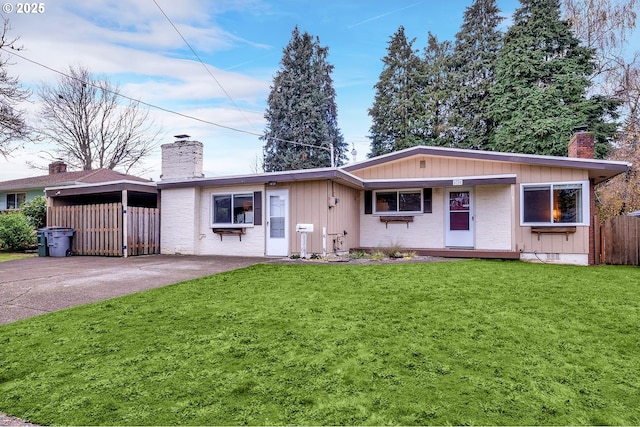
[0,168,152,191]
[45,180,158,198]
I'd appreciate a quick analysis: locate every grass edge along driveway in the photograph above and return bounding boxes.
[0,260,638,425]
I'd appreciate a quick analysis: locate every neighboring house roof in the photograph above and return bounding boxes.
[0,169,152,192]
[157,145,631,189]
[629,210,640,217]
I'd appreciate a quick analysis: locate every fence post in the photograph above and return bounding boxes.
[122,190,128,258]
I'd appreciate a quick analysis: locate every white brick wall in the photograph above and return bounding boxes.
[196,185,265,256]
[360,188,445,249]
[475,185,512,250]
[196,186,265,256]
[161,187,198,254]
[161,141,203,180]
[359,186,513,251]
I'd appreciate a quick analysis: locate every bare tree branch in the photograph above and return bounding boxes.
[37,65,161,172]
[0,17,31,157]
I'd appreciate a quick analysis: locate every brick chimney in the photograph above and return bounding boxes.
[160,135,204,180]
[48,161,67,175]
[568,126,594,159]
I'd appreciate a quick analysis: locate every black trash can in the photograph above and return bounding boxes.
[44,227,74,257]
[36,229,49,257]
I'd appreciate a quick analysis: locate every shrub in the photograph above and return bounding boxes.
[0,212,36,251]
[349,250,370,259]
[370,249,386,260]
[21,195,47,229]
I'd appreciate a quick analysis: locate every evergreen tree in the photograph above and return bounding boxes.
[489,0,618,157]
[262,27,346,171]
[368,26,424,157]
[418,32,454,147]
[449,0,504,149]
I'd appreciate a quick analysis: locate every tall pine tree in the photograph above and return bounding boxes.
[418,32,453,147]
[368,26,425,157]
[262,27,346,171]
[489,0,617,157]
[449,0,504,150]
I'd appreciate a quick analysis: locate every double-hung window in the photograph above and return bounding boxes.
[521,181,589,226]
[374,189,422,213]
[6,193,26,210]
[211,193,254,227]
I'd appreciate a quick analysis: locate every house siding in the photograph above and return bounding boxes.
[515,165,589,263]
[160,187,199,255]
[196,185,265,257]
[475,185,513,250]
[351,154,590,261]
[285,180,360,256]
[0,189,43,210]
[360,188,445,249]
[359,185,513,251]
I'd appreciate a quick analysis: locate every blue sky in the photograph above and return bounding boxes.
[2,0,524,180]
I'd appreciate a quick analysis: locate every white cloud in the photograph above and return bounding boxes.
[0,0,275,181]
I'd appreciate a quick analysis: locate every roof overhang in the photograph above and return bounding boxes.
[45,180,158,198]
[0,180,81,192]
[363,174,517,189]
[157,168,365,190]
[343,146,630,185]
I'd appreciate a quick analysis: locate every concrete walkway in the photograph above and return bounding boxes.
[0,254,265,325]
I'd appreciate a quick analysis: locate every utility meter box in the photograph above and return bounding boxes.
[296,223,314,232]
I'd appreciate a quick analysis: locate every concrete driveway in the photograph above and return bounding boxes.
[0,254,265,325]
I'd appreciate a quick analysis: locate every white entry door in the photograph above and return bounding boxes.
[266,189,289,256]
[445,188,474,248]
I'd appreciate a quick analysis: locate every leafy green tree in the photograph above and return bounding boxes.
[449,0,504,149]
[417,32,453,147]
[368,26,425,156]
[0,212,35,251]
[21,195,47,229]
[489,0,618,157]
[262,27,346,171]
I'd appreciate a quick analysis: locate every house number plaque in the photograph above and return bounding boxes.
[452,179,463,186]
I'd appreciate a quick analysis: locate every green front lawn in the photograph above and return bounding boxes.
[1,260,639,425]
[0,252,35,263]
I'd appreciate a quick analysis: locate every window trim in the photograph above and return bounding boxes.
[373,188,423,215]
[520,181,590,226]
[210,192,255,228]
[6,192,26,210]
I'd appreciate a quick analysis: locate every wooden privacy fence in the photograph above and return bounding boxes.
[127,206,160,256]
[48,203,160,257]
[600,216,640,266]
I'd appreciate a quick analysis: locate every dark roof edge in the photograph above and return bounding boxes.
[45,181,158,197]
[157,168,365,189]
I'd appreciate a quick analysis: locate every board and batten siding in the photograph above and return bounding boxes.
[285,180,360,256]
[515,164,589,260]
[351,154,590,259]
